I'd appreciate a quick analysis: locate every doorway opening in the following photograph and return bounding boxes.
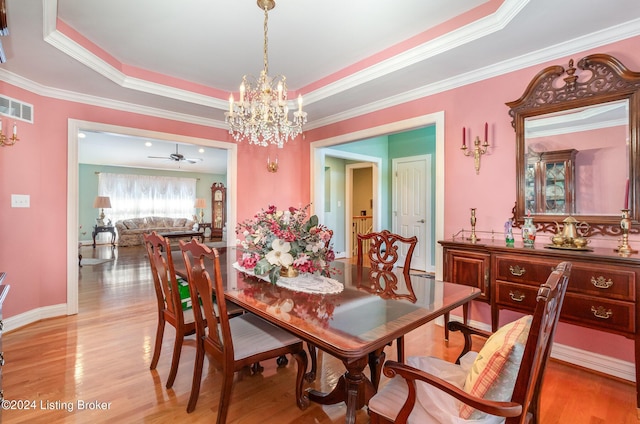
[66,119,238,315]
[310,111,445,277]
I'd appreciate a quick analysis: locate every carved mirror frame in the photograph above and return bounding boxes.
[507,54,640,236]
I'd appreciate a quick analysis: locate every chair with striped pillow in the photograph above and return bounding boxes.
[368,261,571,423]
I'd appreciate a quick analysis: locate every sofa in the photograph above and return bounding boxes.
[115,216,197,247]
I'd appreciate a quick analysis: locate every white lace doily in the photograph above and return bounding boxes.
[232,262,344,294]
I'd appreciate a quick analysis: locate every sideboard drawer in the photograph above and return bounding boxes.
[495,282,635,334]
[495,281,538,312]
[494,255,558,287]
[562,294,635,334]
[568,263,635,301]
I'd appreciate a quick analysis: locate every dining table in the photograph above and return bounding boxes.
[172,247,480,424]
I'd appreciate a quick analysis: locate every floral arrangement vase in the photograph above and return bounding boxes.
[236,204,335,284]
[522,217,536,247]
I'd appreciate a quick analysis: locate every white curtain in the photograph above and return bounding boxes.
[98,173,197,223]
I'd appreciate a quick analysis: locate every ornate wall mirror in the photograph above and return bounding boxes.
[507,54,640,236]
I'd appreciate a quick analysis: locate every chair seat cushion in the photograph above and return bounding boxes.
[369,354,505,423]
[230,313,301,361]
[460,315,532,419]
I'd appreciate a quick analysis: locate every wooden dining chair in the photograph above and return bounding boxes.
[357,230,418,363]
[367,261,572,424]
[179,239,309,421]
[143,231,196,389]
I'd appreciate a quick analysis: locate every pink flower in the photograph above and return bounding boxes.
[239,252,260,269]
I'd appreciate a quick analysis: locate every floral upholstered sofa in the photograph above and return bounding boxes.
[115,216,196,247]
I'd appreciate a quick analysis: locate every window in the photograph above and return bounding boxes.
[98,173,197,223]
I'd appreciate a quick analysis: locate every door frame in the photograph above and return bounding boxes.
[317,149,382,258]
[66,119,237,315]
[346,161,378,259]
[310,111,445,278]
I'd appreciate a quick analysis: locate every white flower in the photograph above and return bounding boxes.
[306,240,323,253]
[265,239,294,267]
[282,210,292,224]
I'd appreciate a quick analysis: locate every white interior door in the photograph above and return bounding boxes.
[393,155,431,271]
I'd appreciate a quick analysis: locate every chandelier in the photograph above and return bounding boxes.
[225,0,307,148]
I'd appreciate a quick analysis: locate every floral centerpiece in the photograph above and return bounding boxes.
[236,204,335,284]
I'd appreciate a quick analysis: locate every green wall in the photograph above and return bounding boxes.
[323,156,346,253]
[332,135,391,228]
[326,126,436,263]
[78,164,225,242]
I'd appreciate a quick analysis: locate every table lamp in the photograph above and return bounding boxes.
[93,196,112,225]
[194,198,206,223]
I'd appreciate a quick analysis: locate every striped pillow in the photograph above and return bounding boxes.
[459,315,532,419]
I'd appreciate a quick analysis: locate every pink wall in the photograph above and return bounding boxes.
[305,36,640,362]
[2,35,640,363]
[0,84,310,320]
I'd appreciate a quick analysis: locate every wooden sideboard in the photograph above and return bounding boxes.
[439,238,640,409]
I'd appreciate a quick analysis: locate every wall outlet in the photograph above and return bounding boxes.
[11,194,30,208]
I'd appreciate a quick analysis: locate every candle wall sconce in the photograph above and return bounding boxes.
[0,119,19,147]
[267,155,279,173]
[461,123,489,174]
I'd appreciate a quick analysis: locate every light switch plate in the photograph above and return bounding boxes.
[11,194,30,208]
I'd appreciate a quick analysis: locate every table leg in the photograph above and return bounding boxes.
[307,356,375,424]
[92,231,97,248]
[368,348,386,391]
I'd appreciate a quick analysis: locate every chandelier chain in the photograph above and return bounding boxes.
[263,5,269,75]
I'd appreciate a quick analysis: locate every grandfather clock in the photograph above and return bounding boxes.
[211,182,226,239]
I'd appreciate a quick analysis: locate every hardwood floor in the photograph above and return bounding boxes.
[3,245,638,423]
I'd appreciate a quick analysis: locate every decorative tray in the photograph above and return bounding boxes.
[544,244,593,252]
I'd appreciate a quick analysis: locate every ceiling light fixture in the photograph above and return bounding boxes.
[225,0,307,148]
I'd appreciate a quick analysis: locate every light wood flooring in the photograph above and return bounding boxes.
[3,244,639,423]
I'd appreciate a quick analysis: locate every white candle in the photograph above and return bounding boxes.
[297,95,303,113]
[228,94,234,114]
[239,83,245,103]
[0,120,2,133]
[277,82,283,103]
[13,123,17,136]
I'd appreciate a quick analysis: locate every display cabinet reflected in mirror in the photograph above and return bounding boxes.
[507,54,640,236]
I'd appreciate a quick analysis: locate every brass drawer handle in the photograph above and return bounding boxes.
[591,276,613,289]
[509,265,526,277]
[591,306,613,320]
[509,290,525,302]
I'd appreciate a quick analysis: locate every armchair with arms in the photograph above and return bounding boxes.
[368,261,572,423]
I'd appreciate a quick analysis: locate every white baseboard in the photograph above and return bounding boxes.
[4,304,69,333]
[444,314,635,382]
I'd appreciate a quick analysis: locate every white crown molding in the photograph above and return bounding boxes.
[0,68,226,129]
[42,1,226,110]
[8,0,640,132]
[306,17,640,130]
[304,0,529,105]
[42,0,528,110]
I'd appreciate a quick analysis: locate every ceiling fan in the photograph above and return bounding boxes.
[148,144,202,164]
